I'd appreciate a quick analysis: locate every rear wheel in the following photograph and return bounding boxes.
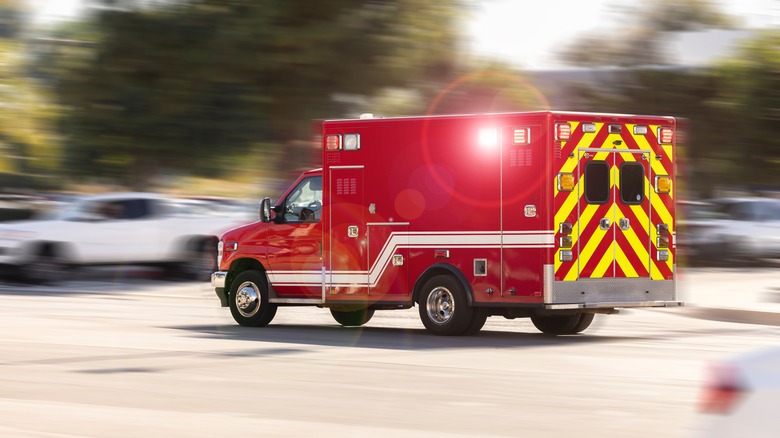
[463,309,488,336]
[330,308,375,327]
[531,313,594,335]
[418,274,474,336]
[229,271,277,327]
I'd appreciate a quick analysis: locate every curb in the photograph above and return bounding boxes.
[680,306,780,327]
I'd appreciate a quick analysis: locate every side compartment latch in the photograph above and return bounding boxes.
[347,225,359,238]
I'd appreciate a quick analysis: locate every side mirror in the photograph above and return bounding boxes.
[259,197,272,223]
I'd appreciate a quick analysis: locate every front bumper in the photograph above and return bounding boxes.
[211,271,227,288]
[211,271,228,307]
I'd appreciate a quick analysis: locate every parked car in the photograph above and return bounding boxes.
[0,192,248,283]
[679,198,780,265]
[695,345,780,437]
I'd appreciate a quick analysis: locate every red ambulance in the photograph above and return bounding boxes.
[211,111,681,335]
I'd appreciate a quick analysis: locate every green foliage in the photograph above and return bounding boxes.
[56,0,464,189]
[713,30,780,184]
[0,39,62,177]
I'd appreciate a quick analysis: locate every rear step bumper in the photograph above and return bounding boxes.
[544,264,680,308]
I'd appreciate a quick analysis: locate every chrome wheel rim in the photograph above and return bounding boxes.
[426,286,454,325]
[235,281,261,317]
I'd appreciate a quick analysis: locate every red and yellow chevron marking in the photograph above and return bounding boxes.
[553,121,675,282]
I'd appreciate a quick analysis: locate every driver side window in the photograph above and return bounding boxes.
[282,176,322,223]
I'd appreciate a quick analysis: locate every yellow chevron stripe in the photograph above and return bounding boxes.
[615,244,638,278]
[592,240,615,278]
[579,122,603,149]
[578,201,616,278]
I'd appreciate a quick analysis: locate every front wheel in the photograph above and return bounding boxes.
[25,247,67,284]
[330,308,375,327]
[531,313,594,335]
[418,274,474,336]
[229,271,277,327]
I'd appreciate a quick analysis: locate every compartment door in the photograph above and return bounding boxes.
[328,166,368,296]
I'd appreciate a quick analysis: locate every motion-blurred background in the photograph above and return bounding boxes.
[1,1,778,230]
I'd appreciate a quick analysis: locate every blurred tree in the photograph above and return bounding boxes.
[0,0,25,38]
[558,0,739,67]
[0,1,61,185]
[713,30,780,187]
[56,0,465,189]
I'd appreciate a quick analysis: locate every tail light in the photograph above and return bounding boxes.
[699,364,745,414]
[656,223,669,248]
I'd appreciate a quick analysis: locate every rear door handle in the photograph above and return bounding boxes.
[599,218,611,230]
[619,218,630,230]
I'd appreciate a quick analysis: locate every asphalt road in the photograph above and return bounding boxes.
[1,268,778,437]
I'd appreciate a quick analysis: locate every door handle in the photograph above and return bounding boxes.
[347,225,359,238]
[619,218,630,230]
[599,218,611,230]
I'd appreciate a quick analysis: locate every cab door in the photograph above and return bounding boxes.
[576,149,652,279]
[266,175,324,298]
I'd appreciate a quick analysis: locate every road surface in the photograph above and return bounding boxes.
[0,267,778,437]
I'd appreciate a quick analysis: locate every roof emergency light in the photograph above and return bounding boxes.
[582,123,597,133]
[344,133,360,151]
[513,127,530,145]
[478,128,498,149]
[555,123,571,141]
[633,125,648,135]
[658,127,674,144]
[325,134,341,151]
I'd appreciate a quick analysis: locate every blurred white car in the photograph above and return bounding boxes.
[681,198,780,264]
[0,192,249,283]
[696,346,780,437]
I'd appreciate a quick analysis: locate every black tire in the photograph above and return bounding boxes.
[531,312,594,335]
[418,274,474,336]
[25,245,66,284]
[462,309,488,336]
[330,308,375,327]
[229,271,277,327]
